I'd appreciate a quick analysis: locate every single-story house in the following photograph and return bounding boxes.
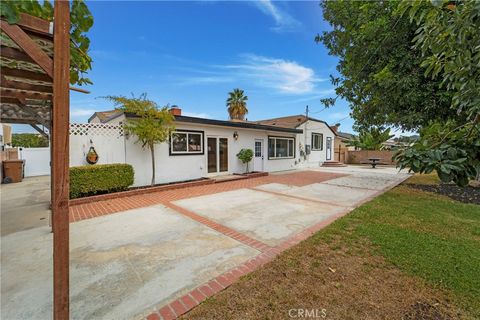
[86,108,336,186]
[89,107,310,186]
[254,115,337,168]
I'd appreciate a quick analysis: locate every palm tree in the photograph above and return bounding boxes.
[226,88,248,120]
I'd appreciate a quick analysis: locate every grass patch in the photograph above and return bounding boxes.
[183,174,479,319]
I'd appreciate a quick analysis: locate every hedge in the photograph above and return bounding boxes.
[70,163,134,199]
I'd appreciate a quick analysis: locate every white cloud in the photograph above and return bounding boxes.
[70,108,97,117]
[182,111,211,119]
[223,54,323,94]
[253,0,301,32]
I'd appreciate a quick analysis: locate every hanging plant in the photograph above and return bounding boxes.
[86,146,98,164]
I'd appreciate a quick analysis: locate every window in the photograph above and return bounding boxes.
[268,136,295,159]
[254,141,262,157]
[312,133,323,151]
[170,130,204,155]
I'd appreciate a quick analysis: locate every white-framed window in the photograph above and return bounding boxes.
[312,133,323,151]
[268,136,295,159]
[170,130,204,155]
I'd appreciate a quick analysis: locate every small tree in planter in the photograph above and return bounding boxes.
[104,94,175,186]
[236,148,254,173]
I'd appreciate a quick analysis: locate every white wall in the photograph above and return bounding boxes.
[125,122,299,186]
[69,123,126,167]
[20,147,50,177]
[297,120,336,168]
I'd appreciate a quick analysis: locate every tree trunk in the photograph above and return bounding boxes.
[150,143,155,186]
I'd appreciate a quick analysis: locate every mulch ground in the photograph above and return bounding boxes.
[182,237,463,320]
[407,183,480,205]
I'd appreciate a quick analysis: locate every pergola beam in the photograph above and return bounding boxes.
[17,13,53,38]
[0,88,52,101]
[0,20,53,78]
[1,67,51,82]
[30,123,49,138]
[51,1,70,319]
[1,75,53,93]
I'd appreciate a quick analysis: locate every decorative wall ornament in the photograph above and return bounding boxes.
[86,146,99,164]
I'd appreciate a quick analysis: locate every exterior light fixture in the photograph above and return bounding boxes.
[233,131,239,140]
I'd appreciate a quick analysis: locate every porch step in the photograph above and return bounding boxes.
[321,161,347,167]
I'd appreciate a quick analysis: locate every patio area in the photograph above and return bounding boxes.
[1,166,410,319]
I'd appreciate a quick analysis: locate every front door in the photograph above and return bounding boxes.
[207,137,228,174]
[253,139,264,172]
[326,137,332,160]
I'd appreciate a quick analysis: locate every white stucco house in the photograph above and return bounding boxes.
[255,115,337,168]
[84,108,337,186]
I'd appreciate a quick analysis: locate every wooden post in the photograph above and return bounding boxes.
[52,1,70,319]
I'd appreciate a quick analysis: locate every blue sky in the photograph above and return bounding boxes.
[18,1,356,133]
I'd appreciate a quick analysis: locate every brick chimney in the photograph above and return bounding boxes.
[169,105,182,116]
[330,123,340,134]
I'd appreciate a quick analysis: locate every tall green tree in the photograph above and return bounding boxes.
[12,133,48,148]
[394,0,480,186]
[105,94,175,186]
[226,88,248,120]
[1,0,94,85]
[317,0,454,132]
[348,128,394,151]
[318,0,479,186]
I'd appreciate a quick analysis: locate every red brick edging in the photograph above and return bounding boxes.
[69,179,214,206]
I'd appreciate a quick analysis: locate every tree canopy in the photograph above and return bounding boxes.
[226,89,248,121]
[348,128,394,151]
[318,0,479,186]
[317,0,454,132]
[1,0,94,86]
[104,94,175,186]
[11,133,48,148]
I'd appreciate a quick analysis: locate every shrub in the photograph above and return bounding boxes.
[70,163,134,199]
[236,148,254,173]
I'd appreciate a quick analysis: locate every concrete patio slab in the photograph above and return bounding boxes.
[0,175,50,236]
[173,188,345,247]
[255,182,378,207]
[322,174,407,190]
[1,204,258,320]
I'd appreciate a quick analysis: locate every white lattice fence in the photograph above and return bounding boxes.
[70,122,124,137]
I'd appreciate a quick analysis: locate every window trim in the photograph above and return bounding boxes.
[169,129,205,156]
[267,135,296,160]
[311,132,323,151]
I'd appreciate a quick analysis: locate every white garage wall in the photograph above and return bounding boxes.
[20,147,51,177]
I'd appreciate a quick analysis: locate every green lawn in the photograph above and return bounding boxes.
[184,174,480,319]
[317,175,480,317]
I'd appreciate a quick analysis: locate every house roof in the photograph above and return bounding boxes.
[122,112,303,134]
[254,114,337,135]
[88,110,123,123]
[337,131,355,140]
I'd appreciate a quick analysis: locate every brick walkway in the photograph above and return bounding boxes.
[69,171,345,223]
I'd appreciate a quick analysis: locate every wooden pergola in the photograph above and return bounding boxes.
[1,2,71,319]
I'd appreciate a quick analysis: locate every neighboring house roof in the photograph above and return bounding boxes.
[254,114,337,135]
[337,131,355,140]
[121,112,303,134]
[87,110,122,123]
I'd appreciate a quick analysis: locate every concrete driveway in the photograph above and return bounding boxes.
[1,166,409,320]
